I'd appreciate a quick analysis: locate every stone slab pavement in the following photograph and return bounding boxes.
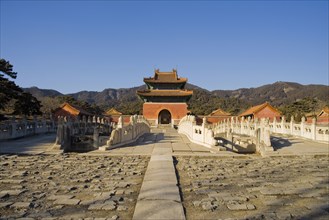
[0,134,57,155]
[89,127,230,157]
[0,153,149,219]
[132,130,185,220]
[176,155,329,220]
[1,127,328,219]
[268,134,329,156]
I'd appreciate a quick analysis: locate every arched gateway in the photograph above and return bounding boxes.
[158,109,171,124]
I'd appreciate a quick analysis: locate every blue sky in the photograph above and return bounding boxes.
[1,0,328,94]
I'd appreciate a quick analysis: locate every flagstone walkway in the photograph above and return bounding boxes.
[132,131,185,219]
[0,127,328,219]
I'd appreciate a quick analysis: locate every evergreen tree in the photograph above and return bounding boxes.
[0,58,42,117]
[0,59,22,110]
[14,92,42,116]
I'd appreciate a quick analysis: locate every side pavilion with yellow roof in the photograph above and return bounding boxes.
[239,102,281,121]
[53,102,92,120]
[206,108,231,124]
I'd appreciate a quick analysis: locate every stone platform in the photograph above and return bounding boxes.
[0,128,328,219]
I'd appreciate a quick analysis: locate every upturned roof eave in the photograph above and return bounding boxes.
[136,89,193,97]
[143,78,187,83]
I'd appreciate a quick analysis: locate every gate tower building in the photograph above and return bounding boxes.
[137,69,193,126]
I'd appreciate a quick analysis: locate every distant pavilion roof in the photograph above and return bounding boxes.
[104,108,122,116]
[239,102,280,117]
[143,69,187,83]
[58,102,92,116]
[208,108,231,116]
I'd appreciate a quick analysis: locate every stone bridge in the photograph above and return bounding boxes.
[0,121,328,219]
[179,115,329,155]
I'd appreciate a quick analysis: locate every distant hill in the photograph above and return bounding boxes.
[211,81,329,106]
[24,86,63,99]
[68,85,146,106]
[23,81,329,115]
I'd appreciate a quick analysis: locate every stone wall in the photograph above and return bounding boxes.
[0,116,56,140]
[100,115,150,150]
[178,115,218,148]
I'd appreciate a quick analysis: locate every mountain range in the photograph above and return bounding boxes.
[24,81,328,115]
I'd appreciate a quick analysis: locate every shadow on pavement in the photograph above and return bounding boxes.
[270,136,302,150]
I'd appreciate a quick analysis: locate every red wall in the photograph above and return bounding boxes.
[316,115,329,124]
[143,103,188,120]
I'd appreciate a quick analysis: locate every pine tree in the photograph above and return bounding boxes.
[0,58,42,117]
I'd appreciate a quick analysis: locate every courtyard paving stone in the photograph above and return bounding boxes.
[1,127,328,219]
[0,154,149,219]
[176,155,329,220]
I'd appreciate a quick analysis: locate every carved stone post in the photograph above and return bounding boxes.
[202,117,206,143]
[300,117,305,137]
[192,115,196,125]
[93,127,99,149]
[240,117,244,135]
[55,117,64,146]
[254,118,259,138]
[226,125,233,150]
[61,117,72,152]
[117,116,124,128]
[281,116,285,134]
[230,117,234,134]
[130,115,134,125]
[273,117,277,133]
[311,117,316,140]
[264,118,271,147]
[290,116,294,135]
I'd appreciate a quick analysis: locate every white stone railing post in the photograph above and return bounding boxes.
[202,117,206,143]
[117,116,124,129]
[311,117,316,140]
[240,117,245,135]
[246,117,250,136]
[235,117,240,134]
[273,117,277,133]
[300,117,305,137]
[290,116,294,135]
[254,118,258,138]
[93,127,99,148]
[281,116,285,134]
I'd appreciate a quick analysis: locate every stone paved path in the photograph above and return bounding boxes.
[1,128,328,219]
[176,155,329,220]
[269,134,329,156]
[0,134,57,155]
[0,154,149,219]
[133,128,185,220]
